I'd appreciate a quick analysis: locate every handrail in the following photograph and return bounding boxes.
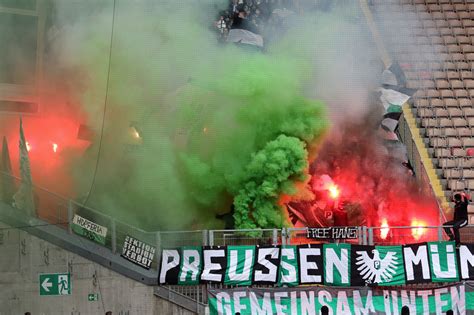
[0,169,462,252]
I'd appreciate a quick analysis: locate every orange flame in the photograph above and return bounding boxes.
[328,184,340,199]
[411,219,427,240]
[380,218,390,239]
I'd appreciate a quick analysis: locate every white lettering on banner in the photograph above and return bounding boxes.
[228,249,253,282]
[353,291,375,315]
[122,235,156,269]
[300,248,321,283]
[233,291,247,314]
[336,291,351,314]
[301,291,316,315]
[431,244,457,279]
[201,249,225,282]
[391,291,399,315]
[254,247,279,283]
[417,290,432,314]
[403,245,431,281]
[459,246,474,279]
[274,292,288,315]
[280,248,297,284]
[400,290,416,314]
[72,214,107,237]
[450,285,466,315]
[290,291,298,315]
[159,249,179,284]
[318,290,333,315]
[250,292,272,315]
[325,248,349,284]
[216,292,232,315]
[383,291,392,315]
[434,288,449,315]
[179,249,200,282]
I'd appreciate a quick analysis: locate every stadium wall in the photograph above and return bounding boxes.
[0,222,194,315]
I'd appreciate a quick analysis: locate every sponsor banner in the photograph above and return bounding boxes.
[208,283,473,315]
[71,214,107,245]
[121,235,156,269]
[159,242,474,287]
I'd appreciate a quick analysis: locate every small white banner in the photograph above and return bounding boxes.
[72,214,107,238]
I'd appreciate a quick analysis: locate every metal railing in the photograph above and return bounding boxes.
[0,170,466,254]
[3,170,474,309]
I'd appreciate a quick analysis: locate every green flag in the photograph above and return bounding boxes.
[13,118,35,216]
[0,136,15,203]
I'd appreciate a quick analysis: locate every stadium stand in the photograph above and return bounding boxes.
[1,1,473,313]
[371,0,474,213]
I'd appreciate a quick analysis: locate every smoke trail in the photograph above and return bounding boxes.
[42,1,329,230]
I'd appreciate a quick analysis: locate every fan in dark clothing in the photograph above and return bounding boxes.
[443,192,470,245]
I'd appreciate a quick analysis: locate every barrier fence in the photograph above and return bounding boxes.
[1,171,472,273]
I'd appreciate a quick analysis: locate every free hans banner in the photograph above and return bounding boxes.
[159,242,474,286]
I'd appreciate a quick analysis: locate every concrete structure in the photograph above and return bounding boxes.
[0,222,194,315]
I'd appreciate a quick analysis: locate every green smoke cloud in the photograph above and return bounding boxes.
[50,1,328,230]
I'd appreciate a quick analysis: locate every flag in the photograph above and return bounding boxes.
[351,245,405,286]
[381,117,399,132]
[227,29,264,48]
[0,136,15,203]
[13,118,35,216]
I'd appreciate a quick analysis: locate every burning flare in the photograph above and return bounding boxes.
[328,184,340,199]
[380,218,390,240]
[411,219,427,241]
[52,143,58,153]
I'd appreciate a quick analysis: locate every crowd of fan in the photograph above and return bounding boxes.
[214,0,296,40]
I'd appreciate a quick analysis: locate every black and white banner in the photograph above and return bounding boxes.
[121,235,156,269]
[159,242,474,286]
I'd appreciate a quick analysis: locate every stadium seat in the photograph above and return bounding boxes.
[453,118,468,127]
[448,108,463,117]
[444,127,458,136]
[436,79,449,89]
[457,127,473,137]
[443,35,457,44]
[444,98,458,107]
[419,108,434,117]
[450,80,464,89]
[445,168,462,179]
[463,108,474,117]
[458,98,471,107]
[441,3,454,10]
[448,179,466,190]
[436,148,452,158]
[461,70,473,79]
[463,138,474,148]
[454,89,468,98]
[441,89,455,97]
[449,137,463,147]
[431,137,447,147]
[454,4,467,12]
